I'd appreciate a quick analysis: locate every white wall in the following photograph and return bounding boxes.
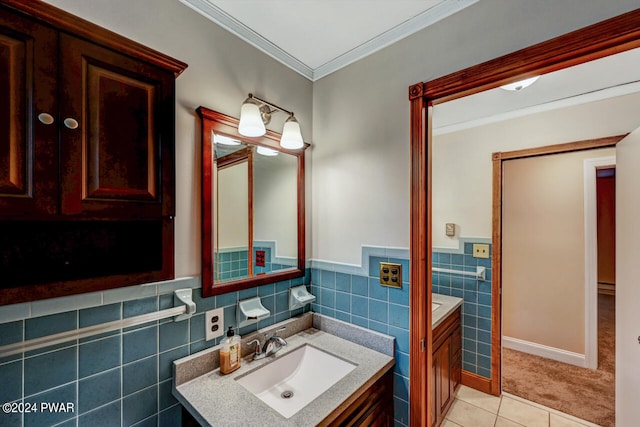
[615,126,640,425]
[310,0,639,265]
[44,0,313,277]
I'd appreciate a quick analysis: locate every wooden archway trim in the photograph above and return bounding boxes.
[409,9,640,426]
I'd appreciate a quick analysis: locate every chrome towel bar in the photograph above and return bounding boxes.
[0,289,196,358]
[433,266,486,281]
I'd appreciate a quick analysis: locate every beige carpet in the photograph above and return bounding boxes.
[502,294,615,426]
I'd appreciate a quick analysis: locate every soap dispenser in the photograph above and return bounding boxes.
[220,326,241,375]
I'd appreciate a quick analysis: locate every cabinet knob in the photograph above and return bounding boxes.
[37,113,55,125]
[63,118,79,129]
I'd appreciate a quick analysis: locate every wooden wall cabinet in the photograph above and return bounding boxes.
[0,0,187,305]
[432,307,462,427]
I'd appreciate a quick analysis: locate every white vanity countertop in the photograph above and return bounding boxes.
[173,319,394,426]
[432,293,463,329]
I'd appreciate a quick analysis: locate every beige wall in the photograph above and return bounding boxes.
[615,126,640,425]
[432,92,640,249]
[217,162,248,249]
[253,153,298,259]
[310,0,638,265]
[44,0,313,277]
[501,148,614,353]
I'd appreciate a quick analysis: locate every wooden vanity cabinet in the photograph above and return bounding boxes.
[0,0,187,304]
[432,307,462,427]
[181,369,394,427]
[322,369,394,427]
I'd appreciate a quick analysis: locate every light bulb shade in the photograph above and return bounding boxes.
[279,116,304,149]
[238,99,266,137]
[500,76,540,91]
[256,146,278,156]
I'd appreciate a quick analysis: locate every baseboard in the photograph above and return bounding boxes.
[503,336,587,368]
[461,370,493,395]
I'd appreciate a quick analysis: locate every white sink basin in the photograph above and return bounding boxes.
[432,302,442,311]
[235,344,356,419]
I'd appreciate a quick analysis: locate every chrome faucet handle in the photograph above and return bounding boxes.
[247,339,262,357]
[272,327,287,347]
[272,327,286,337]
[264,326,286,341]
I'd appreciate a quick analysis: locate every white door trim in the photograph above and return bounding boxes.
[583,156,616,370]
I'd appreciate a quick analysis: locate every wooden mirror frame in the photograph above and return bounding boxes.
[408,10,640,426]
[197,106,308,297]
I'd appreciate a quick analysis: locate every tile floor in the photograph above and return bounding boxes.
[443,386,602,427]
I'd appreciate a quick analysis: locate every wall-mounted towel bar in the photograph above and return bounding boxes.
[433,266,486,281]
[0,289,196,358]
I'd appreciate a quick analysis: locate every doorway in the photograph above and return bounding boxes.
[596,167,616,295]
[497,144,618,426]
[407,10,640,426]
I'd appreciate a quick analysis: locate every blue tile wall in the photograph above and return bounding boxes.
[0,273,310,427]
[311,255,411,427]
[216,246,296,280]
[433,242,492,378]
[215,249,249,281]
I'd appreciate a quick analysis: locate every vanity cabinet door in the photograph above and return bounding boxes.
[58,33,175,219]
[323,369,393,426]
[432,339,452,427]
[450,326,462,394]
[432,306,462,427]
[0,9,58,217]
[432,349,439,427]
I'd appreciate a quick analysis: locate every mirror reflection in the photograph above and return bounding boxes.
[213,137,298,283]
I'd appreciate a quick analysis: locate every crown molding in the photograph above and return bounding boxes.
[179,0,314,79]
[180,0,478,81]
[313,0,478,81]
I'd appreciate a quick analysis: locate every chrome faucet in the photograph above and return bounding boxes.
[247,327,287,360]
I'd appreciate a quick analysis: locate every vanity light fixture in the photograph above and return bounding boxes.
[256,146,278,156]
[500,75,540,91]
[238,93,304,149]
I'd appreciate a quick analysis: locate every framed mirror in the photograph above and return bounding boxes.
[197,106,308,297]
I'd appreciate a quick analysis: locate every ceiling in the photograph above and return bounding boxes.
[179,0,478,81]
[433,47,640,134]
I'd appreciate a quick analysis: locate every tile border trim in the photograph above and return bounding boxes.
[0,276,201,324]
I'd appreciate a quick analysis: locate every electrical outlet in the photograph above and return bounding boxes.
[205,308,224,341]
[473,244,490,259]
[379,262,402,288]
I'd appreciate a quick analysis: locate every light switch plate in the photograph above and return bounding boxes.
[205,308,224,341]
[472,244,490,259]
[445,223,456,237]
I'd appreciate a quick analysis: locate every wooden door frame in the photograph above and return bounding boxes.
[408,9,640,425]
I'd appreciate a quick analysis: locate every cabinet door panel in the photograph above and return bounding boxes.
[0,11,58,216]
[59,34,174,218]
[85,64,157,201]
